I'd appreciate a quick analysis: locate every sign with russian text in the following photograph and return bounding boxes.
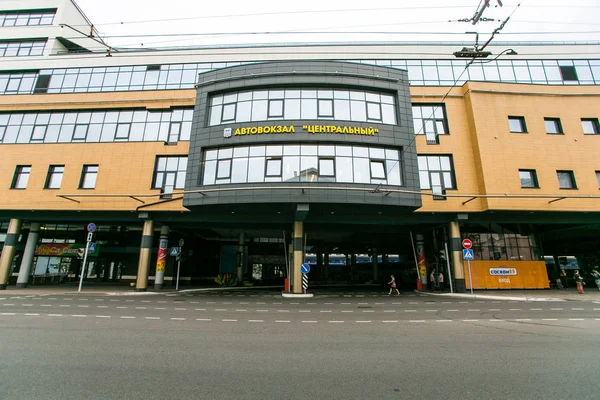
[230,125,379,137]
[35,243,100,257]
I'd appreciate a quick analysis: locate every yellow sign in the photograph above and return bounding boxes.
[464,260,549,289]
[232,125,379,136]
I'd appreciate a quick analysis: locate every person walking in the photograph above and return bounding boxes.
[573,270,585,294]
[387,275,400,296]
[591,269,600,291]
[429,270,437,291]
[438,271,445,291]
[559,268,568,289]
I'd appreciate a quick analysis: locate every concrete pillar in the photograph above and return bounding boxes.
[372,248,378,282]
[292,222,304,294]
[449,221,466,292]
[416,234,428,286]
[153,225,169,290]
[316,251,323,281]
[16,223,40,288]
[0,218,22,289]
[237,232,245,284]
[135,220,154,291]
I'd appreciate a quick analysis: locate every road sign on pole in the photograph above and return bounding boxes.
[87,223,96,233]
[170,247,179,257]
[462,249,474,295]
[175,241,183,291]
[300,263,310,274]
[78,231,93,293]
[302,273,308,293]
[462,239,473,249]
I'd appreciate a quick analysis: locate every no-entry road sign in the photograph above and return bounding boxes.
[462,239,473,249]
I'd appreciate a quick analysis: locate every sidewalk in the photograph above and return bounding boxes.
[418,288,600,302]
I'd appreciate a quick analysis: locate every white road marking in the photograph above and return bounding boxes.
[96,315,111,318]
[278,310,290,313]
[222,319,237,322]
[551,308,563,311]
[235,309,248,312]
[256,310,269,312]
[342,302,351,305]
[341,311,354,313]
[468,309,480,312]
[509,309,522,311]
[1,312,16,315]
[48,298,56,300]
[488,319,504,322]
[384,310,397,313]
[41,305,52,307]
[571,308,584,311]
[3,304,14,306]
[542,318,558,321]
[568,318,585,321]
[410,320,425,323]
[116,306,127,309]
[22,304,33,306]
[463,319,479,322]
[215,309,227,311]
[72,315,87,318]
[25,313,40,316]
[459,301,468,304]
[145,317,160,320]
[515,319,532,322]
[409,302,418,304]
[77,305,89,308]
[171,317,186,321]
[155,307,166,310]
[324,302,333,305]
[48,314,63,317]
[436,320,452,322]
[120,316,135,319]
[275,320,290,323]
[142,300,151,303]
[196,318,211,321]
[248,320,264,323]
[489,309,501,311]
[404,310,416,312]
[158,301,167,303]
[135,307,147,310]
[362,310,374,313]
[382,320,398,323]
[447,309,458,312]
[329,321,344,323]
[302,320,318,323]
[175,308,186,310]
[530,308,542,311]
[442,302,451,304]
[392,302,402,305]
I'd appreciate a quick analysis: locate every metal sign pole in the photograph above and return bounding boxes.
[444,242,454,293]
[78,241,90,293]
[467,259,474,295]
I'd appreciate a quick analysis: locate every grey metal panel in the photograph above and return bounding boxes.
[184,61,420,209]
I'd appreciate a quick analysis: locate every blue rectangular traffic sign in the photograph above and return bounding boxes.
[170,247,180,256]
[463,249,474,261]
[88,242,97,253]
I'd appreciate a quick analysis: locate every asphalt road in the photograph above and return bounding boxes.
[1,289,599,400]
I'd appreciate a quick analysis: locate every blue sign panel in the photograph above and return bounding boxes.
[300,263,311,274]
[88,242,97,253]
[87,223,96,233]
[170,247,180,256]
[463,249,474,261]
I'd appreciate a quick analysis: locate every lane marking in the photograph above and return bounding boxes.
[530,308,542,311]
[410,320,425,323]
[96,315,111,318]
[447,309,458,312]
[463,319,479,322]
[275,320,290,323]
[120,316,135,319]
[468,309,480,312]
[425,310,437,312]
[542,318,558,321]
[175,308,187,311]
[382,320,398,323]
[551,308,563,311]
[97,306,108,308]
[341,310,354,313]
[302,320,317,323]
[515,319,532,321]
[48,314,63,317]
[116,306,127,309]
[22,304,33,306]
[329,321,344,323]
[568,318,585,321]
[384,310,397,313]
[571,308,584,311]
[145,317,160,320]
[355,320,371,323]
[256,310,269,312]
[436,320,452,322]
[196,318,211,321]
[488,319,504,322]
[155,307,166,310]
[235,309,248,312]
[25,313,40,316]
[404,310,416,312]
[171,317,186,321]
[1,312,16,316]
[41,305,52,307]
[72,315,87,318]
[2,304,14,306]
[489,309,501,311]
[278,310,290,313]
[215,309,227,311]
[509,309,522,311]
[362,310,374,313]
[222,319,237,322]
[248,320,264,323]
[141,300,151,303]
[77,305,89,308]
[135,307,147,310]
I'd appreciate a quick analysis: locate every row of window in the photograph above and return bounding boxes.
[0,9,55,26]
[0,40,46,57]
[209,89,396,126]
[1,58,599,95]
[11,165,98,190]
[519,169,600,190]
[0,108,193,144]
[201,144,403,186]
[508,116,600,135]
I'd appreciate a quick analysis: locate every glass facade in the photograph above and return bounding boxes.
[462,229,539,261]
[0,9,55,26]
[0,40,46,57]
[0,108,193,144]
[209,89,396,126]
[1,58,599,95]
[201,144,402,186]
[417,155,456,192]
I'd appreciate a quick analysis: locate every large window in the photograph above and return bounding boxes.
[417,155,456,198]
[412,104,448,143]
[0,9,55,26]
[11,165,31,189]
[152,156,187,197]
[79,165,98,189]
[45,165,64,189]
[202,144,402,186]
[0,40,46,57]
[209,89,396,126]
[461,227,540,261]
[0,108,193,145]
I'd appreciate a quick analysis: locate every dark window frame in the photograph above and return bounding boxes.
[79,165,98,190]
[508,116,527,133]
[267,99,284,118]
[559,65,578,82]
[11,165,31,189]
[596,171,600,189]
[44,165,64,189]
[221,102,236,123]
[216,158,232,180]
[417,154,457,191]
[317,99,334,118]
[151,156,187,192]
[115,122,131,140]
[556,170,577,190]
[581,118,600,135]
[544,117,563,134]
[518,169,539,188]
[369,159,386,180]
[366,101,382,122]
[318,157,336,177]
[265,157,283,177]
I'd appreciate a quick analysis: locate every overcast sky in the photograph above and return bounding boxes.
[71,0,600,51]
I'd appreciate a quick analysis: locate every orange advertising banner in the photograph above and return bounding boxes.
[464,260,549,289]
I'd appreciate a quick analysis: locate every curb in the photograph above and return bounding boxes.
[415,290,565,302]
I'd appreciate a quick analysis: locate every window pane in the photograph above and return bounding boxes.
[366,103,381,120]
[284,99,301,119]
[217,159,231,179]
[353,158,369,183]
[282,156,300,181]
[334,100,350,121]
[319,158,334,176]
[231,158,248,183]
[318,99,333,117]
[336,156,353,182]
[370,160,386,179]
[203,160,217,185]
[300,156,318,182]
[301,99,317,119]
[237,102,252,122]
[519,170,535,188]
[251,100,268,121]
[350,101,366,122]
[266,158,282,176]
[268,100,283,118]
[222,104,236,121]
[247,158,265,182]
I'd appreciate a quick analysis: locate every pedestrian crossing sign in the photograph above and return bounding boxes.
[463,249,474,261]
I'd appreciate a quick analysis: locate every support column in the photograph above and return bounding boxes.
[0,218,22,289]
[324,250,329,282]
[449,221,466,292]
[372,248,378,282]
[316,251,323,281]
[292,221,304,294]
[236,232,245,284]
[16,223,40,288]
[135,220,154,292]
[153,225,169,290]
